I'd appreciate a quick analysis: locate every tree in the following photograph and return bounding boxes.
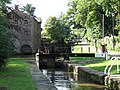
[0,0,14,68]
[0,0,11,12]
[0,11,14,68]
[63,0,120,42]
[101,0,120,35]
[44,16,72,54]
[20,4,36,16]
[44,16,67,45]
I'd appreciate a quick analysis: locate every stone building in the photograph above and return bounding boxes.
[8,5,42,54]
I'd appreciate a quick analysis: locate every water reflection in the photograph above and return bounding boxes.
[42,69,108,90]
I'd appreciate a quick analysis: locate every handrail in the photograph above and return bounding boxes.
[104,57,120,75]
[104,57,115,74]
[107,58,117,75]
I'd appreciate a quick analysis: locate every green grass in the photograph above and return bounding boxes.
[0,58,36,90]
[85,60,120,74]
[70,57,120,74]
[85,60,107,72]
[70,57,104,61]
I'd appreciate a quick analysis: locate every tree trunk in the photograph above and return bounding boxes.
[95,40,98,52]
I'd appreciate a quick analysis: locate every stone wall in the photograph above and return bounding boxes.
[33,18,41,53]
[105,75,120,90]
[64,62,106,85]
[64,61,120,89]
[8,8,41,54]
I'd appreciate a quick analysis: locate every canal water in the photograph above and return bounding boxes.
[42,68,108,90]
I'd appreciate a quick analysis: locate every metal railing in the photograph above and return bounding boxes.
[104,57,120,75]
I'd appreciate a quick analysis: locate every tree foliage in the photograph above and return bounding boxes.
[0,0,11,7]
[0,0,11,12]
[63,0,120,42]
[20,4,36,16]
[44,16,70,45]
[0,0,14,68]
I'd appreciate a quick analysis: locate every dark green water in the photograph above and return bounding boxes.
[42,69,108,90]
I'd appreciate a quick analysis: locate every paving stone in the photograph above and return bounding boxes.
[36,84,57,90]
[27,60,58,90]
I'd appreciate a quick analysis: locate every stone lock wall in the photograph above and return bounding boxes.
[64,62,106,85]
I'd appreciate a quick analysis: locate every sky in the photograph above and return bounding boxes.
[11,0,69,27]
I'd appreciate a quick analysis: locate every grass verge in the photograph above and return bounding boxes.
[70,57,104,61]
[85,60,120,74]
[70,57,120,74]
[0,58,36,90]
